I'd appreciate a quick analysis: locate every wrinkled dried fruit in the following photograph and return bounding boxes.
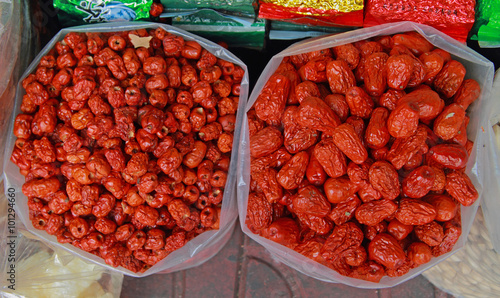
[292,185,331,217]
[368,161,400,200]
[402,166,435,198]
[297,96,341,134]
[445,171,478,206]
[355,199,398,226]
[395,198,437,226]
[332,123,368,164]
[368,233,406,269]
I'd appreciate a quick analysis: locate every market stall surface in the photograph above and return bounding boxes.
[121,226,454,297]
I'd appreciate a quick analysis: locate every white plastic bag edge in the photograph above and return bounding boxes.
[237,21,494,289]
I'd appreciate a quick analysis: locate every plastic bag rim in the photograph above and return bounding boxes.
[3,21,248,277]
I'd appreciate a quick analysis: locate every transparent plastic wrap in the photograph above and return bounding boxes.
[237,21,494,288]
[160,0,256,19]
[170,9,266,49]
[0,0,34,175]
[482,70,500,253]
[3,22,249,277]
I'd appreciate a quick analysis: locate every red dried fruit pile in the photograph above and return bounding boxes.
[246,31,479,282]
[11,28,243,273]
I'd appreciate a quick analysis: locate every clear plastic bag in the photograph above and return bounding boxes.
[0,0,35,174]
[3,21,249,277]
[482,70,500,253]
[236,21,495,288]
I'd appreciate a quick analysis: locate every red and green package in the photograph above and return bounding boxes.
[364,0,476,42]
[258,0,364,27]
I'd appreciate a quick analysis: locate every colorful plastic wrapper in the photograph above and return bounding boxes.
[54,0,152,27]
[3,22,248,277]
[237,22,494,288]
[470,0,500,48]
[258,0,363,27]
[160,0,256,18]
[171,10,266,49]
[364,0,476,42]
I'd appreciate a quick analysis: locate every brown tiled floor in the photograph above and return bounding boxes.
[121,226,455,298]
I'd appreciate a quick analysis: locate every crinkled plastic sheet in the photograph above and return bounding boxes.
[237,21,495,289]
[3,22,249,277]
[482,70,500,253]
[0,0,34,175]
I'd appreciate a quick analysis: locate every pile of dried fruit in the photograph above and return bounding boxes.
[11,28,243,273]
[246,31,480,282]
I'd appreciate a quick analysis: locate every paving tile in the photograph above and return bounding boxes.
[121,273,174,298]
[182,226,244,297]
[385,274,436,298]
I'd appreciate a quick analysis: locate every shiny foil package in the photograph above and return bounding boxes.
[258,0,364,27]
